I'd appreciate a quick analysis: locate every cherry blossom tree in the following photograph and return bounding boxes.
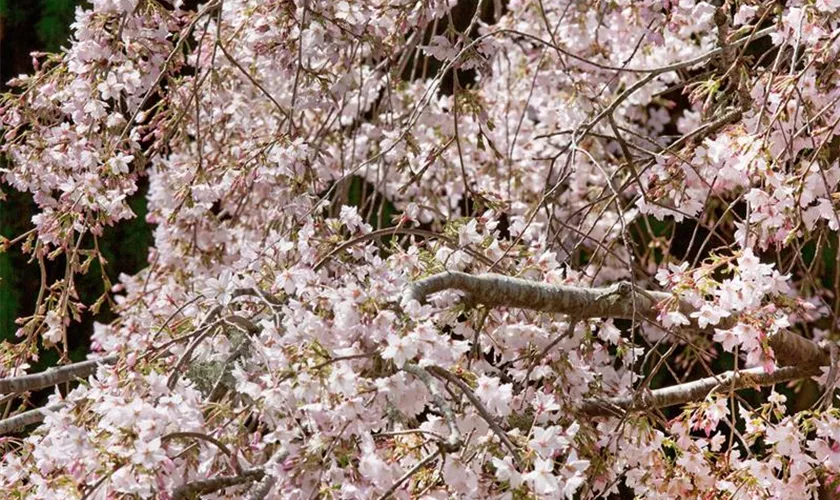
[3,0,840,498]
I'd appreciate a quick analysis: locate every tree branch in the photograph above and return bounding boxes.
[403,364,462,452]
[407,272,834,415]
[404,271,675,320]
[0,403,66,435]
[405,272,831,368]
[244,447,290,500]
[0,355,117,396]
[579,365,820,417]
[171,469,265,500]
[426,365,522,467]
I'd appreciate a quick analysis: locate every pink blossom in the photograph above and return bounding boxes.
[690,304,730,329]
[381,334,418,368]
[524,458,559,496]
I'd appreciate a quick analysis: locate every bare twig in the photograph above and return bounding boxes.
[523,319,578,383]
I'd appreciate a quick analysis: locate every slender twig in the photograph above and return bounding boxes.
[499,26,774,75]
[426,366,522,467]
[376,448,441,500]
[313,227,494,272]
[403,364,462,452]
[523,319,578,383]
[167,314,258,390]
[162,431,236,462]
[216,41,291,121]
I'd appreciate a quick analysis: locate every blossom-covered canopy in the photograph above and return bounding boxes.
[3,0,840,498]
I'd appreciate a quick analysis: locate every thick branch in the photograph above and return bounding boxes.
[171,469,265,500]
[405,272,830,368]
[0,356,117,396]
[0,403,66,435]
[244,447,290,500]
[407,272,834,415]
[579,365,820,417]
[770,329,830,367]
[404,271,675,320]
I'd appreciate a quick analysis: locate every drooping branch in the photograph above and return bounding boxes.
[579,365,820,417]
